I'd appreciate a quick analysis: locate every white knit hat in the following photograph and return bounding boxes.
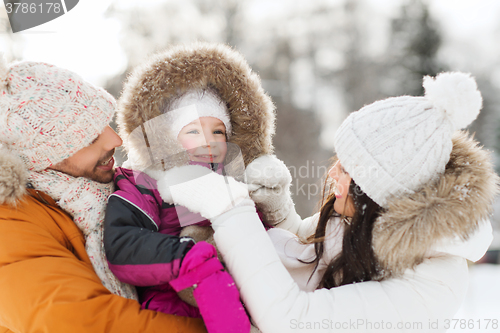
[165,88,231,139]
[0,58,116,171]
[334,72,482,207]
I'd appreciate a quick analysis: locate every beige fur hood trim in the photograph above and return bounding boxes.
[372,131,499,278]
[117,42,275,169]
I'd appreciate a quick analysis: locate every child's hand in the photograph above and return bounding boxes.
[169,241,251,333]
[245,155,294,225]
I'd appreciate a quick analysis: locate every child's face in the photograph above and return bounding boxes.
[177,117,227,163]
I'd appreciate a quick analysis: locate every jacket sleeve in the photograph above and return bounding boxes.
[212,206,468,333]
[0,211,206,333]
[276,210,319,238]
[104,194,195,286]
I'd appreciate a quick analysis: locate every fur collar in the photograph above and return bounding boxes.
[117,42,276,169]
[372,131,499,278]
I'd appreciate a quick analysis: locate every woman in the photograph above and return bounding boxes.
[154,72,498,332]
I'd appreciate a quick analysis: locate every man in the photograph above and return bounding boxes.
[0,58,206,332]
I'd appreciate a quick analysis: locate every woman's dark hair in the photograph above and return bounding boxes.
[309,176,384,289]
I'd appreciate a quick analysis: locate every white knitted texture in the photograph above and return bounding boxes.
[333,72,482,207]
[245,155,294,225]
[334,96,453,207]
[0,61,115,171]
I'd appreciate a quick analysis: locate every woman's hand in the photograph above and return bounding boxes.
[245,155,294,225]
[154,165,252,219]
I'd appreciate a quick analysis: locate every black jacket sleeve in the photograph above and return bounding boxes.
[104,194,194,286]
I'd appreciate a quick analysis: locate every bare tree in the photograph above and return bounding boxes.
[384,0,445,96]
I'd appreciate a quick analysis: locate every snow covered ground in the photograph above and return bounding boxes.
[449,264,500,332]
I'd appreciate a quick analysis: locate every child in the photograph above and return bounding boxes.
[104,43,277,333]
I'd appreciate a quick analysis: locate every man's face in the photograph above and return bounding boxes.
[49,126,123,183]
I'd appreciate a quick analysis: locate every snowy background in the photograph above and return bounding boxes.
[1,0,500,324]
[451,264,500,332]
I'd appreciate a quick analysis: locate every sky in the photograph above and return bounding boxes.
[1,0,500,87]
[428,0,500,80]
[1,0,124,85]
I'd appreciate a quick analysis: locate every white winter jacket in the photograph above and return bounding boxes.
[211,131,498,333]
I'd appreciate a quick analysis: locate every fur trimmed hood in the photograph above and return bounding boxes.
[117,42,275,170]
[372,131,499,278]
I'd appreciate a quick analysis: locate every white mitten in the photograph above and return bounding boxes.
[154,165,251,219]
[245,155,294,225]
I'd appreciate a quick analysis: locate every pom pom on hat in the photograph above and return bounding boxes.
[423,72,482,131]
[0,146,28,205]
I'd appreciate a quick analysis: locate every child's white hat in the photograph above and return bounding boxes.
[165,88,231,139]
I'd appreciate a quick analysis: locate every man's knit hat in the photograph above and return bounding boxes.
[334,72,482,207]
[0,57,116,171]
[164,88,231,139]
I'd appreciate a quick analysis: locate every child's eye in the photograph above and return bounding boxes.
[214,130,225,135]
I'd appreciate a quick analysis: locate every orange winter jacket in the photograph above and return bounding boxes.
[0,188,207,333]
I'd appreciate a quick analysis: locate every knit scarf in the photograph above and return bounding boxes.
[28,169,138,300]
